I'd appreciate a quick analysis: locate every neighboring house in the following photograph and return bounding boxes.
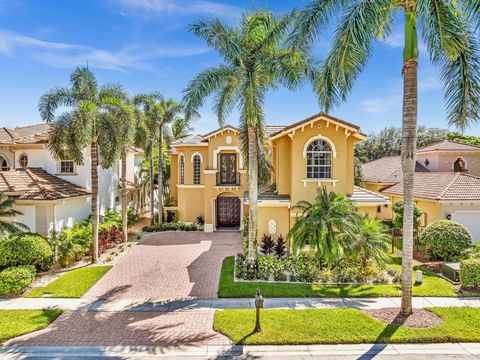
[0,124,145,236]
[170,113,388,241]
[362,140,480,241]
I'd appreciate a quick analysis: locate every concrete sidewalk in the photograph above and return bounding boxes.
[2,343,480,359]
[3,296,480,311]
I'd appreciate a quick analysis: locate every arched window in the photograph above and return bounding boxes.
[0,156,9,171]
[454,158,466,172]
[306,139,332,179]
[179,155,185,184]
[19,153,28,168]
[193,154,201,184]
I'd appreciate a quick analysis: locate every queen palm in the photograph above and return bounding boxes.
[292,0,480,315]
[288,187,357,265]
[39,66,129,263]
[183,9,310,258]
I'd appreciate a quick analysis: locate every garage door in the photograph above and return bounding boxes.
[451,210,480,243]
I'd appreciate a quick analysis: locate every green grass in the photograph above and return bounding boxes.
[218,256,458,298]
[214,308,480,344]
[0,309,62,344]
[27,266,111,298]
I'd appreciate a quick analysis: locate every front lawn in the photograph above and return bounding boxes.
[27,266,111,298]
[214,307,480,344]
[0,309,62,344]
[218,256,457,298]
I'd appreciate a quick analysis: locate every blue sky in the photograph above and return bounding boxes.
[0,0,479,136]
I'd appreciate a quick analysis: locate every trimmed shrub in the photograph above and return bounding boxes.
[260,234,275,255]
[274,235,286,258]
[0,265,36,296]
[422,220,472,261]
[142,222,197,232]
[0,233,53,270]
[460,258,480,290]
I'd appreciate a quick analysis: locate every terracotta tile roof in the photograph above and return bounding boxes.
[348,186,389,204]
[265,125,286,136]
[417,140,480,153]
[362,156,429,183]
[380,172,480,201]
[0,124,51,145]
[0,167,90,200]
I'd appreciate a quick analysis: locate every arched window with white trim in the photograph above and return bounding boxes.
[0,156,9,171]
[193,154,201,184]
[306,139,332,179]
[179,154,185,184]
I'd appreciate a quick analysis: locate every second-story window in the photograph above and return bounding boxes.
[193,154,201,184]
[60,159,75,174]
[306,139,332,179]
[19,153,28,168]
[0,157,9,171]
[179,154,185,184]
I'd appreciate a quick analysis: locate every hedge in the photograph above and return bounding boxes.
[142,222,197,232]
[460,258,480,290]
[0,265,36,296]
[0,233,53,271]
[422,220,472,261]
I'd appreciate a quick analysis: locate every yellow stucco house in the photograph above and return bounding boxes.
[169,113,388,241]
[362,140,480,241]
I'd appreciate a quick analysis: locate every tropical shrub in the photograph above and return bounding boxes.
[460,258,480,290]
[142,222,197,232]
[274,235,286,258]
[0,233,52,270]
[99,225,122,255]
[392,200,423,229]
[288,187,357,265]
[260,234,275,255]
[195,215,205,228]
[422,220,472,261]
[166,211,176,223]
[0,265,36,296]
[102,208,139,227]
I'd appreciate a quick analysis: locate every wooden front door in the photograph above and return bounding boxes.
[216,197,240,227]
[219,154,237,184]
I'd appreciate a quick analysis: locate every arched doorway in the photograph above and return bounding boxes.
[0,156,9,171]
[454,158,466,172]
[216,192,241,229]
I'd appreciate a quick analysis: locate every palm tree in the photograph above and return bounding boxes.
[349,215,391,274]
[0,193,28,236]
[39,66,129,263]
[170,117,193,142]
[292,0,480,315]
[287,187,357,265]
[183,9,310,258]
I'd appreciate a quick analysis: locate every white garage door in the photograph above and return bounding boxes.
[451,210,480,243]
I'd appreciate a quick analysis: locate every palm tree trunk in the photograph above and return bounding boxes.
[149,140,155,225]
[158,124,164,225]
[247,125,258,259]
[121,154,128,242]
[400,6,418,316]
[91,141,99,264]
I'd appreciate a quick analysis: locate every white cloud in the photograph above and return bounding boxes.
[360,95,402,114]
[0,30,208,71]
[111,0,242,18]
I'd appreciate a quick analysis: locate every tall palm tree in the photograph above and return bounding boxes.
[0,192,28,236]
[183,9,311,258]
[39,66,129,263]
[170,117,193,142]
[292,0,480,315]
[288,187,357,265]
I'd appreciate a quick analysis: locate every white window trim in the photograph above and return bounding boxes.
[179,153,185,185]
[212,146,244,169]
[191,152,204,163]
[302,134,337,158]
[192,154,201,185]
[57,159,77,175]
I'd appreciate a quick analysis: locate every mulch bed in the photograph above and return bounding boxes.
[413,251,443,273]
[364,308,443,328]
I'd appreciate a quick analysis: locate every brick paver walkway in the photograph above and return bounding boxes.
[84,231,242,302]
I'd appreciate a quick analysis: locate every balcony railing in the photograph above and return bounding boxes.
[216,172,241,186]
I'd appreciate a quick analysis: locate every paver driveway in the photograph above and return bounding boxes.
[85,231,243,302]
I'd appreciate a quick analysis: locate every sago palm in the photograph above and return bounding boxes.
[292,0,480,315]
[349,215,391,274]
[39,66,130,263]
[183,9,311,258]
[0,193,28,236]
[288,187,358,265]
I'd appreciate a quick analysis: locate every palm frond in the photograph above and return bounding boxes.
[98,83,129,102]
[70,66,98,101]
[462,0,480,31]
[38,86,75,123]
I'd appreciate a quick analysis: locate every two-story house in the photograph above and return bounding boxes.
[170,113,388,241]
[0,124,145,236]
[362,140,480,241]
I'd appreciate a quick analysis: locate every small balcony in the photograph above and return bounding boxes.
[216,172,241,186]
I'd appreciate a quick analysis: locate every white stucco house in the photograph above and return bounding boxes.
[0,124,145,236]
